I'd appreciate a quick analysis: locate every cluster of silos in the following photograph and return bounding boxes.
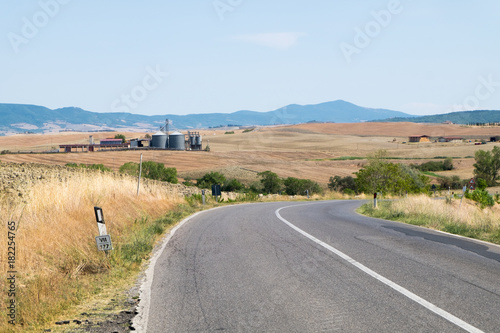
[150,131,187,150]
[187,131,203,150]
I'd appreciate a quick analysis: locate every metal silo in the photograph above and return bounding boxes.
[195,135,202,146]
[151,131,167,148]
[169,132,185,150]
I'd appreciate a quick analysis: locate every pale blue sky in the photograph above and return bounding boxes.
[1,1,500,116]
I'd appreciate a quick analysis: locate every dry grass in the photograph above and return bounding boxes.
[0,170,184,331]
[361,195,500,244]
[1,123,498,186]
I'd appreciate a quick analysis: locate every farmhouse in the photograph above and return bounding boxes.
[408,135,431,143]
[438,137,463,143]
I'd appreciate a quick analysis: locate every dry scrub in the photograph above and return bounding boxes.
[0,164,192,331]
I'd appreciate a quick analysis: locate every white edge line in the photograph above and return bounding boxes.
[275,205,484,333]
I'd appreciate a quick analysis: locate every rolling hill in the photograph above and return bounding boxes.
[377,110,500,124]
[0,100,410,134]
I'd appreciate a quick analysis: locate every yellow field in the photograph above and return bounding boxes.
[0,122,498,184]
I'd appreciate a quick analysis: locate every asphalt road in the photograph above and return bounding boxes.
[135,201,500,332]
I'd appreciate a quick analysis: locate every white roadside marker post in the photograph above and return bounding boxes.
[94,206,113,255]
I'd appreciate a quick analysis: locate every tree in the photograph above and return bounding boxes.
[283,177,322,195]
[443,157,454,171]
[258,171,282,194]
[473,146,500,186]
[328,175,357,193]
[222,179,245,192]
[141,161,178,183]
[114,134,126,143]
[119,162,139,176]
[354,150,428,195]
[196,171,226,189]
[438,175,463,190]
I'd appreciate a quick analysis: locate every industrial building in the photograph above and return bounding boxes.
[149,126,203,150]
[59,120,203,152]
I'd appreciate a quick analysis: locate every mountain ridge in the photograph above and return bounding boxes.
[0,100,411,134]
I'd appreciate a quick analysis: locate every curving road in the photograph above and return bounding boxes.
[134,200,500,332]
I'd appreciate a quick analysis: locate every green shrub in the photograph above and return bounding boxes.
[465,189,495,208]
[222,179,245,192]
[328,175,357,193]
[283,177,322,195]
[141,161,178,183]
[196,171,226,189]
[119,162,139,176]
[66,163,112,172]
[119,161,177,183]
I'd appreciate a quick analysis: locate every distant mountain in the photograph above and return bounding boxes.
[0,100,412,134]
[376,110,500,124]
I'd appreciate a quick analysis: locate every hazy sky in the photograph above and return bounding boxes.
[1,1,500,116]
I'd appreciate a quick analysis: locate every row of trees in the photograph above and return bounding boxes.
[328,148,500,209]
[98,146,500,204]
[193,171,322,196]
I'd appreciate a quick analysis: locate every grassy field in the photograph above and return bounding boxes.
[0,122,498,184]
[0,167,190,331]
[359,195,500,245]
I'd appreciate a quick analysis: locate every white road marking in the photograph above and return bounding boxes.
[275,205,484,333]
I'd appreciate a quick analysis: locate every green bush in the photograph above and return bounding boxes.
[66,163,112,172]
[119,162,139,176]
[328,175,357,193]
[438,175,463,190]
[258,171,282,194]
[141,161,178,183]
[196,171,226,189]
[412,157,453,171]
[222,179,245,192]
[119,161,177,183]
[465,189,495,208]
[283,177,322,195]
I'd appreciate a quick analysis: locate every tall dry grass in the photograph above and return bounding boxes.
[0,170,184,331]
[361,195,500,244]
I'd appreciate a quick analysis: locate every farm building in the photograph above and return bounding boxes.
[438,137,463,143]
[100,138,124,145]
[59,137,129,152]
[130,138,151,148]
[408,135,431,143]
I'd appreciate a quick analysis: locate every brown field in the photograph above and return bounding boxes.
[0,122,499,185]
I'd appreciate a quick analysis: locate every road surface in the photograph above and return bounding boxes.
[135,200,500,332]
